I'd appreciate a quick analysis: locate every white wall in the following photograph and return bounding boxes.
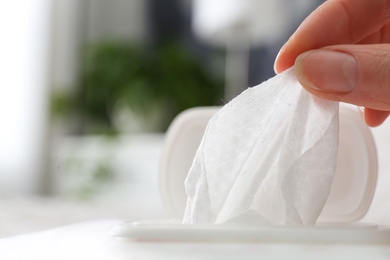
[51,0,147,91]
[0,0,147,196]
[86,0,147,43]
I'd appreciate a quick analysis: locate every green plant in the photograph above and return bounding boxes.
[60,156,114,200]
[51,40,224,135]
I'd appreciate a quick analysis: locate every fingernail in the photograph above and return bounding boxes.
[274,49,282,74]
[295,50,359,93]
[358,106,366,123]
[274,43,288,74]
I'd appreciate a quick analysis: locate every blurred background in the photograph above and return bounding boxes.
[0,0,323,237]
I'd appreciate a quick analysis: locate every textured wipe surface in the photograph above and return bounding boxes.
[183,69,339,225]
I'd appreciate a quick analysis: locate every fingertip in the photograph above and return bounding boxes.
[361,107,389,127]
[274,60,293,75]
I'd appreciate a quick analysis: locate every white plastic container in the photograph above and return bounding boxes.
[111,104,390,243]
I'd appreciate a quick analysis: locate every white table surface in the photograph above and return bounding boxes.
[1,219,390,260]
[2,113,390,259]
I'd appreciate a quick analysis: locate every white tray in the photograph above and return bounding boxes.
[111,219,390,244]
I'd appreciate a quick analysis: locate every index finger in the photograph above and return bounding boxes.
[274,0,390,73]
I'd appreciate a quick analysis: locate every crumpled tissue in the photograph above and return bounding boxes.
[183,68,339,226]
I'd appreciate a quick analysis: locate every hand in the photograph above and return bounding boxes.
[274,0,390,127]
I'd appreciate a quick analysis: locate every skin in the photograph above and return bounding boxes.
[274,0,390,127]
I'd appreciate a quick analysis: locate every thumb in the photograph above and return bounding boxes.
[294,44,390,110]
[294,44,390,126]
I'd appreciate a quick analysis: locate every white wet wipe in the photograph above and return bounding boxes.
[183,68,339,225]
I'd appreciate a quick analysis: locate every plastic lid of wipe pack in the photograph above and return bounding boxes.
[158,104,378,224]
